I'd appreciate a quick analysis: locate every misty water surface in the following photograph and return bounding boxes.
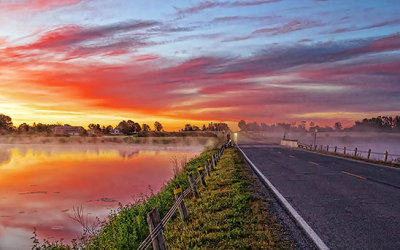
[0,144,202,249]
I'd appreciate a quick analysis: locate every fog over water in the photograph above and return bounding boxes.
[0,142,204,249]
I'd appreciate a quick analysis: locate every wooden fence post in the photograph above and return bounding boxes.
[334,146,337,153]
[314,145,317,151]
[147,207,167,250]
[174,184,189,221]
[204,163,211,177]
[326,145,329,151]
[344,147,346,155]
[188,174,199,199]
[198,168,207,187]
[211,156,216,170]
[367,149,371,159]
[354,147,358,157]
[320,145,323,151]
[384,151,388,162]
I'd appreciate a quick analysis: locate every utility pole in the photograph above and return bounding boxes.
[313,128,318,148]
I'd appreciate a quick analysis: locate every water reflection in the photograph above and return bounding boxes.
[0,144,201,249]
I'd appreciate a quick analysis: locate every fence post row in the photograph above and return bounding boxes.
[141,141,231,250]
[147,207,167,250]
[188,173,199,199]
[198,167,207,187]
[210,157,215,170]
[174,184,189,221]
[204,163,211,177]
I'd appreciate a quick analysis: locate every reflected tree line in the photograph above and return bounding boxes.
[238,115,400,133]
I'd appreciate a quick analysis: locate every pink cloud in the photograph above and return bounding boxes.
[0,0,85,11]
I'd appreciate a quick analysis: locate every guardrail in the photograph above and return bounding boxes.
[137,140,233,250]
[298,142,400,164]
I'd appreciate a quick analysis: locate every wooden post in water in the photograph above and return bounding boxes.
[384,151,388,162]
[354,147,358,157]
[147,207,167,250]
[174,184,188,221]
[198,168,207,187]
[188,174,199,199]
[204,163,211,177]
[344,147,346,155]
[334,146,337,153]
[367,149,371,159]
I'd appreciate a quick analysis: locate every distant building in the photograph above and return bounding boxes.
[53,126,85,136]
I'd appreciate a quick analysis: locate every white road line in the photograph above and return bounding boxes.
[237,146,329,250]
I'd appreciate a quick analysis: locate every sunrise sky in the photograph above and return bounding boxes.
[1,0,399,130]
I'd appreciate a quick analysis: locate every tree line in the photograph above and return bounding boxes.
[0,114,230,135]
[238,115,400,133]
[0,113,166,135]
[182,122,230,132]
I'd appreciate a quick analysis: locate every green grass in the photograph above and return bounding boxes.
[33,146,292,249]
[163,148,292,249]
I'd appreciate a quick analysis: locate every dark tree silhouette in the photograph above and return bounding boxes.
[154,121,163,132]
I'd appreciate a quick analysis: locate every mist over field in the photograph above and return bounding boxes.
[246,131,400,161]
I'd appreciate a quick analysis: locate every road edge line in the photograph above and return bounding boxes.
[237,145,329,250]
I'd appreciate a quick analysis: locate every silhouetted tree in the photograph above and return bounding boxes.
[0,114,14,132]
[334,122,342,131]
[238,120,247,131]
[142,123,150,133]
[154,121,163,132]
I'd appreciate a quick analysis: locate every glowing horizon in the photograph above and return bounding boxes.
[1,0,400,130]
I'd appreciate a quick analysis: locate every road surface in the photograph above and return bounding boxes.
[239,140,400,249]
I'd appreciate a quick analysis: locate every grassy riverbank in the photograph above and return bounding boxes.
[164,147,292,249]
[33,145,291,249]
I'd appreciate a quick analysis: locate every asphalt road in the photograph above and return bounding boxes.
[239,141,400,249]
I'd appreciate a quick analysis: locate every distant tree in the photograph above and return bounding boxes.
[184,124,193,131]
[192,125,200,131]
[238,120,247,131]
[260,122,268,131]
[104,125,113,134]
[334,122,342,131]
[88,124,101,130]
[154,121,163,132]
[394,116,400,131]
[18,123,30,133]
[142,123,150,133]
[0,114,14,132]
[247,122,260,131]
[202,124,206,131]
